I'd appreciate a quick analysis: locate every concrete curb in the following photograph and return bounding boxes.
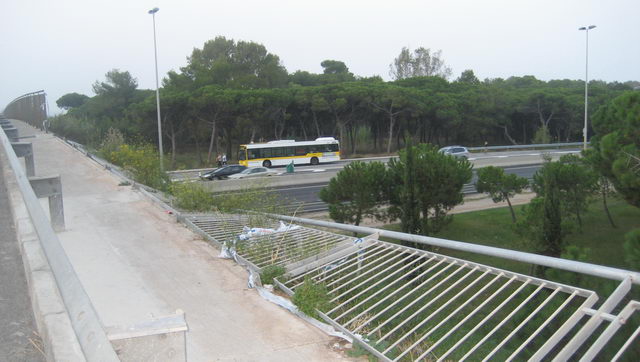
[0,146,85,362]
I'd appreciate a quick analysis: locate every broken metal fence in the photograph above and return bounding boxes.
[186,210,640,361]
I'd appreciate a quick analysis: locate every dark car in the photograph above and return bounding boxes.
[199,165,247,180]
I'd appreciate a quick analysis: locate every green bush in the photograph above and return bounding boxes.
[210,180,285,214]
[260,264,286,285]
[49,114,100,145]
[107,143,168,190]
[171,182,214,211]
[292,276,331,319]
[99,127,125,159]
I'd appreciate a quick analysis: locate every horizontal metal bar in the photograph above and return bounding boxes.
[0,126,119,360]
[267,213,640,284]
[467,142,587,151]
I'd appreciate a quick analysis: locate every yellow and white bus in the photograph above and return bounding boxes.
[238,137,340,168]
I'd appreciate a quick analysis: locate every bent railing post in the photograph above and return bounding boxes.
[12,142,35,177]
[28,175,65,232]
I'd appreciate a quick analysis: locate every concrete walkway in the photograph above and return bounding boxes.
[10,121,348,361]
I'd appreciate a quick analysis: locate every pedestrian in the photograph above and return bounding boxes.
[222,154,227,165]
[216,154,222,168]
[484,140,488,153]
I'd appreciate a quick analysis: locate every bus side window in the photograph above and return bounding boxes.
[295,147,307,156]
[285,147,295,157]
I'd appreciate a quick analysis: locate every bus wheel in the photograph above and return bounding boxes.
[310,157,319,165]
[263,160,272,168]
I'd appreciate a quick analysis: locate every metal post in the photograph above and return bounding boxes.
[12,142,35,177]
[579,25,596,151]
[29,175,65,232]
[149,7,164,172]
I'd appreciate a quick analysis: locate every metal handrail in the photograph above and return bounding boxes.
[467,141,588,151]
[265,213,640,285]
[0,125,119,360]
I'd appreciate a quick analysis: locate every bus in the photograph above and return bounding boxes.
[238,137,340,167]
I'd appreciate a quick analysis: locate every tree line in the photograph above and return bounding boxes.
[51,36,639,169]
[319,91,640,274]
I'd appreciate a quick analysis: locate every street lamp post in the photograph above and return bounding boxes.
[579,25,596,151]
[149,7,164,171]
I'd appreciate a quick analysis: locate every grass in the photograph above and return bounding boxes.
[383,196,640,275]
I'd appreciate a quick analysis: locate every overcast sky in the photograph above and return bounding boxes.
[1,0,638,114]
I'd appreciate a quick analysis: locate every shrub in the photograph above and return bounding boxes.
[108,143,168,190]
[171,182,214,211]
[49,114,99,145]
[99,127,125,160]
[210,179,285,214]
[260,264,286,285]
[292,276,331,319]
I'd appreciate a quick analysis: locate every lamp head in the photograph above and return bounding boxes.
[148,7,159,14]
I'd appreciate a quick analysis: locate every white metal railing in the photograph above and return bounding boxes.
[183,210,637,361]
[268,214,640,284]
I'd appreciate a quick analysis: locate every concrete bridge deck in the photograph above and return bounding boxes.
[3,120,348,361]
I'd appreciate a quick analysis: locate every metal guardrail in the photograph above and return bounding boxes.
[2,90,48,128]
[0,120,120,361]
[467,141,588,152]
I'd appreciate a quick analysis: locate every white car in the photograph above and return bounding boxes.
[227,167,278,179]
[438,146,470,159]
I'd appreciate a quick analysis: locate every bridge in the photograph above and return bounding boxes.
[1,92,639,361]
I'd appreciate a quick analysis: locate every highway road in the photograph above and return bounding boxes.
[181,148,579,214]
[168,148,580,183]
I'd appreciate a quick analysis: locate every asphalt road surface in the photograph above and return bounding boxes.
[174,148,579,213]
